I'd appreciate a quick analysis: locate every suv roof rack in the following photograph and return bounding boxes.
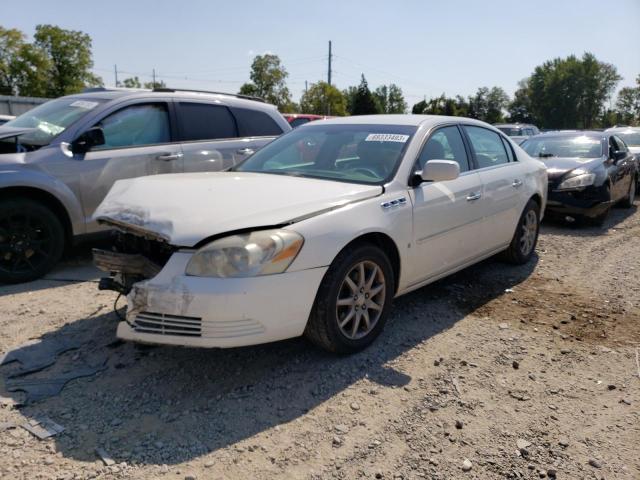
[152,87,265,103]
[82,86,266,103]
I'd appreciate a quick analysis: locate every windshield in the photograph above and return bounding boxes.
[1,97,105,151]
[521,135,603,158]
[498,127,523,136]
[617,131,640,147]
[235,124,417,184]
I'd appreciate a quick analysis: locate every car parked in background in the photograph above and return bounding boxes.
[495,123,540,144]
[93,115,547,354]
[0,114,15,126]
[520,131,637,225]
[605,126,640,159]
[282,113,332,128]
[0,87,290,283]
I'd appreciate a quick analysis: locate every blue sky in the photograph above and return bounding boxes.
[5,0,640,107]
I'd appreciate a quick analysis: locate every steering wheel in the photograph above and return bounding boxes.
[350,167,381,179]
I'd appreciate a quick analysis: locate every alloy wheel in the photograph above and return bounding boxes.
[519,209,538,256]
[0,211,55,276]
[336,260,386,340]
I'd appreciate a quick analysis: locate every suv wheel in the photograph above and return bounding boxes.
[305,244,395,354]
[0,199,65,284]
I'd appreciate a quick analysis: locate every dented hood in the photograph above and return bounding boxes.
[95,172,383,246]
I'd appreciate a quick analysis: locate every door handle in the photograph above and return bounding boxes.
[512,179,523,188]
[236,148,255,155]
[466,192,482,201]
[155,152,183,161]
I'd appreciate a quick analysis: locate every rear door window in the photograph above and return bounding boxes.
[177,102,238,141]
[232,108,284,137]
[463,126,510,168]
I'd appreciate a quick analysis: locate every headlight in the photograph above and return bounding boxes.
[185,229,304,278]
[556,172,595,191]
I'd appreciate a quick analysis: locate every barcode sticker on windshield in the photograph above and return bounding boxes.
[70,100,99,110]
[364,133,409,143]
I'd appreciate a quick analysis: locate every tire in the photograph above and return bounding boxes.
[304,244,395,354]
[501,199,540,265]
[588,183,611,226]
[620,176,636,208]
[0,198,65,284]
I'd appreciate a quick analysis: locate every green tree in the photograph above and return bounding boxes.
[0,26,49,96]
[300,81,346,116]
[350,75,379,115]
[342,85,358,114]
[467,86,509,123]
[527,52,621,129]
[614,75,640,126]
[121,76,141,88]
[507,78,536,124]
[33,24,102,97]
[239,54,293,110]
[143,79,166,89]
[412,94,469,117]
[374,84,407,114]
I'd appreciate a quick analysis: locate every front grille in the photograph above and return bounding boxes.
[133,312,202,337]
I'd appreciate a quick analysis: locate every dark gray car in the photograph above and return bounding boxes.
[0,88,291,283]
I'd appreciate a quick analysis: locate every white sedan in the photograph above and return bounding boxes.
[93,115,547,353]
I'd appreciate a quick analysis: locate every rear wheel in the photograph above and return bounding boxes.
[0,199,65,284]
[305,244,395,354]
[621,176,636,208]
[501,199,540,265]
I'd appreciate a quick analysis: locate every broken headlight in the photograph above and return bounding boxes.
[185,229,304,278]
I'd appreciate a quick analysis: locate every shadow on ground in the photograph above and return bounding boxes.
[542,203,637,237]
[0,254,538,466]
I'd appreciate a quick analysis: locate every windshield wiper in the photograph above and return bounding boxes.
[538,153,555,158]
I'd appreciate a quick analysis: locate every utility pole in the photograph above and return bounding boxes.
[305,80,308,94]
[152,68,156,87]
[114,64,118,87]
[327,41,332,116]
[327,41,332,86]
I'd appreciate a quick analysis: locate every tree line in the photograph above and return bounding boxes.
[1,24,639,128]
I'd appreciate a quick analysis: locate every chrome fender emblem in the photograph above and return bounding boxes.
[381,197,407,209]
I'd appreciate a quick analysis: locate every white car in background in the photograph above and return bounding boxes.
[605,126,640,157]
[94,115,547,353]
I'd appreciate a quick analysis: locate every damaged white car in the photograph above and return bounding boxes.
[94,115,547,353]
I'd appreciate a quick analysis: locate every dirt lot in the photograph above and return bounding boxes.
[1,204,639,480]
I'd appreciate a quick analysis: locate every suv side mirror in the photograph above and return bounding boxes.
[72,126,105,154]
[412,160,460,186]
[612,150,626,162]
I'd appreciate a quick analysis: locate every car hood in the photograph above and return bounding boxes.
[539,156,603,180]
[628,146,640,155]
[0,126,38,140]
[95,172,384,246]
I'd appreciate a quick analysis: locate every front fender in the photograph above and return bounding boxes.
[0,169,85,235]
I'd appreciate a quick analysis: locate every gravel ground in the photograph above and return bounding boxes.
[1,204,639,480]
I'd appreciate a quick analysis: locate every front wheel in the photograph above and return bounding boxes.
[0,199,65,284]
[620,176,636,208]
[501,199,540,265]
[305,244,395,354]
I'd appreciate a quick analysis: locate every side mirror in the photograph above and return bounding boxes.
[412,160,460,186]
[72,126,105,154]
[612,150,626,162]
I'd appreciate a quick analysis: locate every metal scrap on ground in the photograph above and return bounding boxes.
[20,417,65,439]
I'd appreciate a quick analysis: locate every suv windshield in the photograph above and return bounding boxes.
[617,131,640,147]
[235,124,417,184]
[1,97,105,151]
[521,135,603,159]
[498,127,523,136]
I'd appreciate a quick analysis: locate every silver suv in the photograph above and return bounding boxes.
[0,88,290,283]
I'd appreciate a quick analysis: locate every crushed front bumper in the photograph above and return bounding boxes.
[545,184,611,219]
[114,251,327,348]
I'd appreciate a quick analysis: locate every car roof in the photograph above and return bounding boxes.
[62,88,280,112]
[311,114,494,128]
[536,130,607,139]
[494,123,535,128]
[605,126,640,133]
